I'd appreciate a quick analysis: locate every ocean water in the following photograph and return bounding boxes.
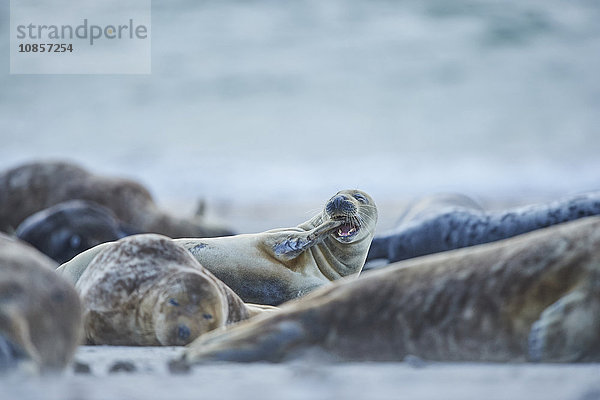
[1,0,600,230]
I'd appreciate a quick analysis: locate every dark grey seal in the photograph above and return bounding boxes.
[16,200,134,264]
[367,191,600,264]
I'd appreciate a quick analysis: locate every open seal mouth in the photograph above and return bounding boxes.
[337,222,357,237]
[331,216,360,239]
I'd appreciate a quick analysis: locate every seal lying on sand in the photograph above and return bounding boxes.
[178,217,600,364]
[0,161,232,238]
[0,234,81,372]
[367,191,600,264]
[16,200,134,264]
[58,189,378,306]
[175,189,377,305]
[75,234,275,346]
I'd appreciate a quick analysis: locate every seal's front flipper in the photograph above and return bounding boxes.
[305,220,343,242]
[273,236,313,260]
[528,288,600,362]
[273,220,342,260]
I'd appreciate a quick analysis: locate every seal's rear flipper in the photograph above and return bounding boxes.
[528,288,600,362]
[180,319,310,364]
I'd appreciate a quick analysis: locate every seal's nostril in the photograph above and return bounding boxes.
[178,324,191,340]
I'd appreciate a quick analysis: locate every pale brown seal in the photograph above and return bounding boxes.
[58,189,378,306]
[178,217,600,364]
[173,189,378,305]
[75,234,275,346]
[0,161,232,238]
[0,234,82,372]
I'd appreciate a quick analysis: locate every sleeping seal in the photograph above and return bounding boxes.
[75,234,275,346]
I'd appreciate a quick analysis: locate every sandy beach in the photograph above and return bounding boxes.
[1,346,598,400]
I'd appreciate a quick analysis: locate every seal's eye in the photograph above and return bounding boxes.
[353,193,368,204]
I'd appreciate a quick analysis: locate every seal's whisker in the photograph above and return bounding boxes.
[364,217,375,233]
[357,211,376,234]
[361,216,375,225]
[357,204,377,214]
[357,209,376,226]
[305,207,322,216]
[355,214,364,229]
[358,204,377,209]
[359,206,376,214]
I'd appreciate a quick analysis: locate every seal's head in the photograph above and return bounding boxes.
[153,273,226,346]
[16,200,134,264]
[324,189,378,243]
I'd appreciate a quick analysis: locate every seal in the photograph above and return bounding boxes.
[0,234,82,372]
[0,160,233,238]
[58,189,378,306]
[75,234,275,346]
[367,191,600,264]
[177,216,600,364]
[16,200,134,264]
[174,189,378,305]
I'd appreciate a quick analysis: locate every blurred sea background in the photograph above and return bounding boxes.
[1,0,600,233]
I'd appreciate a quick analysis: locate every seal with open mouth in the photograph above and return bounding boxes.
[58,189,377,306]
[175,189,377,305]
